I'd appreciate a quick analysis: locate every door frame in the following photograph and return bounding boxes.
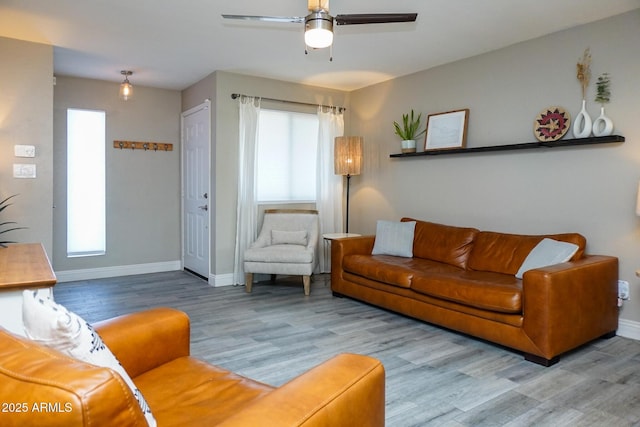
[180,99,212,281]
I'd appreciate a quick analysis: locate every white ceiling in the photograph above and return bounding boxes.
[1,0,638,91]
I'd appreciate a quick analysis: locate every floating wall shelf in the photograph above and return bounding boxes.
[389,135,625,158]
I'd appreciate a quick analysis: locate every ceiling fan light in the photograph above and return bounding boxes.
[305,12,333,48]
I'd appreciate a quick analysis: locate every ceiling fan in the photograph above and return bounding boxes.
[222,0,418,51]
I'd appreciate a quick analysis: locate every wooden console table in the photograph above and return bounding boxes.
[0,243,56,336]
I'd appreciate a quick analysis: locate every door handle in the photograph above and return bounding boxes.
[198,205,208,211]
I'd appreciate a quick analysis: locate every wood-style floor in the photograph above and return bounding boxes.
[53,271,640,426]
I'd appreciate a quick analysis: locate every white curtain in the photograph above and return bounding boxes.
[233,96,261,284]
[316,107,345,273]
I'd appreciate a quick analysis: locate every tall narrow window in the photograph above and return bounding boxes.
[256,109,319,203]
[67,109,106,257]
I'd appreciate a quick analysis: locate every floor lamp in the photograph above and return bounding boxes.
[334,136,363,233]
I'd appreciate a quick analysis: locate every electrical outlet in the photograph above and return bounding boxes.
[14,145,36,158]
[618,280,630,300]
[13,164,36,179]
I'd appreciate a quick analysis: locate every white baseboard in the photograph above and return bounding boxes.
[617,318,640,341]
[210,273,237,287]
[55,261,182,283]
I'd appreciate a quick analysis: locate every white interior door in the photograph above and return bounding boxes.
[182,101,210,278]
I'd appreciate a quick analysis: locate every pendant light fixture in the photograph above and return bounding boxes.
[119,70,133,101]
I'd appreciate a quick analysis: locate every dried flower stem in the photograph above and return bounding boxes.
[576,48,591,100]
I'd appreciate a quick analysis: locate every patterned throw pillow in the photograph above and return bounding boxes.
[22,289,156,427]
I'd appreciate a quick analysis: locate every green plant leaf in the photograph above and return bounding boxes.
[595,72,611,105]
[0,194,26,243]
[0,194,19,213]
[393,109,426,140]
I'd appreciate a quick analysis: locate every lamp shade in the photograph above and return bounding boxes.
[119,81,133,100]
[334,136,363,176]
[119,70,133,101]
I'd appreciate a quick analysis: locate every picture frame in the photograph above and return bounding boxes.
[424,109,469,151]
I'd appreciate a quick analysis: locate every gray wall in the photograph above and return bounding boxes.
[5,11,639,329]
[182,71,348,283]
[348,11,640,323]
[0,37,53,254]
[52,76,182,271]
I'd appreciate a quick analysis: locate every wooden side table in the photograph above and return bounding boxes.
[0,243,56,336]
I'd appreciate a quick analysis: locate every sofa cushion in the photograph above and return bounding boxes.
[401,218,478,269]
[22,289,156,427]
[244,245,314,263]
[344,254,463,289]
[371,220,416,257]
[411,271,523,313]
[515,238,579,279]
[134,357,273,426]
[467,231,586,275]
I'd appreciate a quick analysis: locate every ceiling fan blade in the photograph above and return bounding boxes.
[334,13,417,26]
[222,14,304,24]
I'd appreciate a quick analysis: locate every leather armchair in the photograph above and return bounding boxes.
[0,307,385,426]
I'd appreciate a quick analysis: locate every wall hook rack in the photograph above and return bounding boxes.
[113,140,173,152]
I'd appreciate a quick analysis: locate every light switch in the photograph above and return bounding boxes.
[13,164,36,178]
[14,145,36,158]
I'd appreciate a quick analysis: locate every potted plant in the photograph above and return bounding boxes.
[0,194,25,248]
[393,109,426,153]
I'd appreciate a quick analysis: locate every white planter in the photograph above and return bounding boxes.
[592,106,614,137]
[401,139,416,153]
[572,99,592,138]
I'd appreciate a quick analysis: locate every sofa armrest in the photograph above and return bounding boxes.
[218,353,385,427]
[522,255,619,359]
[331,236,375,292]
[95,307,190,378]
[331,235,375,271]
[0,329,148,427]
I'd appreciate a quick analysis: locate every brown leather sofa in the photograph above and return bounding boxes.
[331,218,619,366]
[0,307,385,426]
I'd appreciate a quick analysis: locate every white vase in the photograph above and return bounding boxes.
[592,106,613,137]
[572,99,592,138]
[401,139,416,153]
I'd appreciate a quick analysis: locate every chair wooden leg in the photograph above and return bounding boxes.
[245,273,253,293]
[303,275,311,296]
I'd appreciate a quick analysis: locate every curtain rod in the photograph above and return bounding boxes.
[230,93,345,112]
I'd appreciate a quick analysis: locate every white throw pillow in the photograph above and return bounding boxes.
[22,289,156,427]
[371,220,416,257]
[515,238,579,279]
[272,229,308,246]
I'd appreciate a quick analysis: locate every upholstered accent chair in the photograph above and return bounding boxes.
[244,209,319,295]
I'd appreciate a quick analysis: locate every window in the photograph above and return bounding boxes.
[66,109,106,257]
[256,109,318,203]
